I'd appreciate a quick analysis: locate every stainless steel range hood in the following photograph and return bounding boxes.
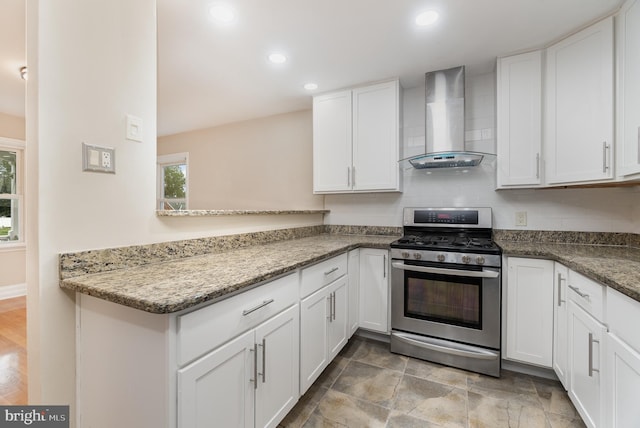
[406,66,484,169]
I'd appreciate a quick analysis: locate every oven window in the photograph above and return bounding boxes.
[405,272,482,329]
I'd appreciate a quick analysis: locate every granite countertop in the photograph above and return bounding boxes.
[156,209,329,217]
[60,234,398,314]
[497,240,640,303]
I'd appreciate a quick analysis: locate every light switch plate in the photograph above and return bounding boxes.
[126,114,143,142]
[515,211,527,227]
[83,143,115,174]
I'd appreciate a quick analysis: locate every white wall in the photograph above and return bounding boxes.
[158,110,323,211]
[26,0,322,420]
[325,74,640,231]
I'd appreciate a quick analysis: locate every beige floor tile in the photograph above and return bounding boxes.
[546,412,587,428]
[385,410,443,427]
[338,337,365,359]
[351,339,408,372]
[404,358,475,390]
[331,360,403,408]
[315,356,349,389]
[531,377,578,419]
[468,391,550,428]
[393,374,468,428]
[306,389,390,428]
[279,384,329,428]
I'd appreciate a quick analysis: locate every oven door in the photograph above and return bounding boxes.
[391,260,501,350]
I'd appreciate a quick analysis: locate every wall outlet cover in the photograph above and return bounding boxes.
[82,143,115,174]
[515,211,527,227]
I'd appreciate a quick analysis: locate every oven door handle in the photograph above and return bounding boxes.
[392,331,499,360]
[391,262,499,278]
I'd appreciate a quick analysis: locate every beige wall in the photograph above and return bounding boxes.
[0,112,25,140]
[158,110,324,210]
[0,115,26,295]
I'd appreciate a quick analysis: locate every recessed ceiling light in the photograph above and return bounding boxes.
[268,53,287,64]
[304,83,318,91]
[209,3,236,23]
[415,10,439,26]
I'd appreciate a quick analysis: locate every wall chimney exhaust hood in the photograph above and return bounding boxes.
[403,66,485,169]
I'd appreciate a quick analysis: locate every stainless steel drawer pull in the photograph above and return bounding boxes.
[557,273,565,307]
[258,338,266,383]
[568,285,590,300]
[250,343,258,389]
[536,153,540,179]
[242,299,275,316]
[332,291,336,321]
[324,267,339,276]
[602,142,609,173]
[327,294,333,322]
[589,333,600,377]
[383,255,387,278]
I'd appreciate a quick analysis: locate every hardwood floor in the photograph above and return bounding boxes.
[0,296,27,404]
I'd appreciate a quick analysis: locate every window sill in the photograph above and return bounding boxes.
[0,242,26,252]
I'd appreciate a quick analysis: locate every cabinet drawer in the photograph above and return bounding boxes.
[177,272,298,366]
[567,270,605,321]
[607,287,640,354]
[300,253,348,298]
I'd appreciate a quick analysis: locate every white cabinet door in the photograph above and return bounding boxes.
[568,300,606,428]
[255,305,299,428]
[553,263,570,389]
[178,330,255,428]
[348,249,360,337]
[327,276,349,361]
[359,248,389,333]
[313,90,352,193]
[496,50,542,187]
[545,17,614,184]
[352,81,400,191]
[505,258,554,367]
[616,0,640,178]
[605,333,640,428]
[299,286,330,394]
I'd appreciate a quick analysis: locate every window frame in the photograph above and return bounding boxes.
[157,152,189,211]
[0,137,25,246]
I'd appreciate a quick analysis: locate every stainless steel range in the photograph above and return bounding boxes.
[390,207,502,377]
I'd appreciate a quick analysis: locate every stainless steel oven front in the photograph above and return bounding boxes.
[390,254,501,377]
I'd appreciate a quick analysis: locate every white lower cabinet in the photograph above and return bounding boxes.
[300,275,348,394]
[358,248,389,333]
[348,249,360,337]
[178,304,299,428]
[553,263,570,388]
[605,333,640,427]
[504,257,554,367]
[568,300,606,428]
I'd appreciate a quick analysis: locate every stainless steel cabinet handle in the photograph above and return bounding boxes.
[324,267,339,276]
[536,153,540,179]
[568,285,590,300]
[603,142,609,173]
[259,338,266,383]
[352,166,356,187]
[327,294,333,322]
[332,291,336,321]
[251,343,258,389]
[392,261,500,279]
[383,255,387,278]
[589,333,600,377]
[242,299,275,316]
[347,167,350,187]
[557,273,565,307]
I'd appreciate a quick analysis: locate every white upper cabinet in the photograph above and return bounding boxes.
[545,17,614,185]
[496,50,543,188]
[616,0,640,178]
[312,90,353,193]
[313,80,401,194]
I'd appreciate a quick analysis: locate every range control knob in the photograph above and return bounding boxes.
[413,253,422,260]
[461,255,471,264]
[401,251,410,259]
[476,256,485,265]
[436,254,445,262]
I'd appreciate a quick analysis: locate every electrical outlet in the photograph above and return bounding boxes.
[82,143,115,174]
[515,211,527,227]
[102,151,111,168]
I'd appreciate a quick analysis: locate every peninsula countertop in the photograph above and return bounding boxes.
[497,239,640,303]
[60,234,398,314]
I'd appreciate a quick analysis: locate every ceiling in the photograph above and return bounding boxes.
[0,0,625,136]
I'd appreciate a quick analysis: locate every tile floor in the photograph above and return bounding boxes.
[279,337,585,428]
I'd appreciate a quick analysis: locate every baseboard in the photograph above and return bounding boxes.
[0,283,27,300]
[501,359,559,381]
[354,328,391,343]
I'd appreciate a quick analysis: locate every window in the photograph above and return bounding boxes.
[0,138,24,244]
[157,152,188,210]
